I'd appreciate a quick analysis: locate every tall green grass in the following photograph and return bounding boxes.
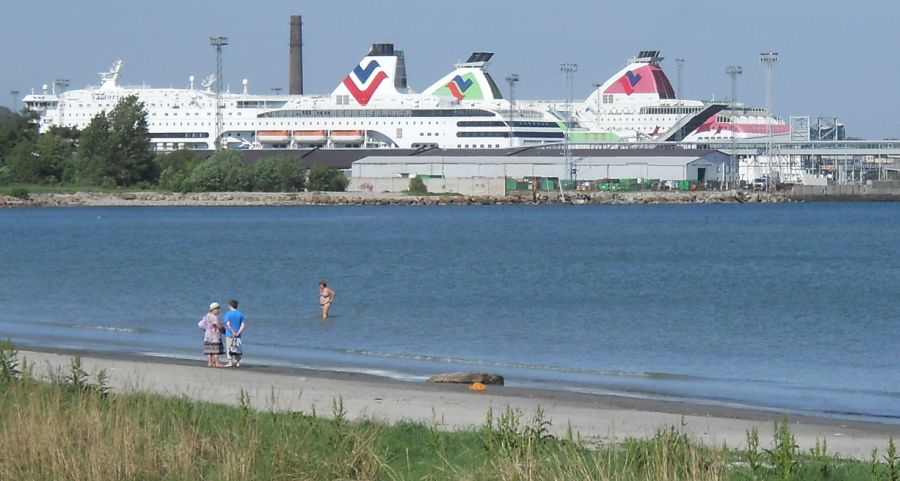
[0,341,892,480]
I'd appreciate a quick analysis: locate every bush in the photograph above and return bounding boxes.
[250,154,306,192]
[8,187,29,200]
[408,176,428,195]
[307,165,348,192]
[187,151,251,192]
[157,166,190,192]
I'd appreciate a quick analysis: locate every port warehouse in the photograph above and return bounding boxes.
[236,147,729,196]
[348,149,730,195]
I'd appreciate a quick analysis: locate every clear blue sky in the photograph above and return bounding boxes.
[3,0,898,139]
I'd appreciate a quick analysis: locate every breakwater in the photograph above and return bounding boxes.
[0,190,787,207]
[2,186,899,208]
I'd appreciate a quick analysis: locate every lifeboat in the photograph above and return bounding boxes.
[256,130,290,143]
[291,130,327,145]
[330,130,365,144]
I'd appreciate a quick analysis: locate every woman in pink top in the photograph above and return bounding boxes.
[199,302,224,367]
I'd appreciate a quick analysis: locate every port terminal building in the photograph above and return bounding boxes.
[347,147,730,195]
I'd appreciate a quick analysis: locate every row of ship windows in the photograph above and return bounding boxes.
[258,109,496,118]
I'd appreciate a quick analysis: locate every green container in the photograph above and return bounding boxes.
[561,180,577,190]
[518,181,532,190]
[678,180,692,191]
[505,180,518,190]
[598,183,611,191]
[539,181,557,190]
[621,178,638,185]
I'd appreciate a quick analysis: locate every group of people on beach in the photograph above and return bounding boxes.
[197,281,336,367]
[198,299,246,368]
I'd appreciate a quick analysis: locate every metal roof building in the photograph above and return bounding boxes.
[351,148,730,183]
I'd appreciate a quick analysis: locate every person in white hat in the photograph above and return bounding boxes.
[198,302,224,367]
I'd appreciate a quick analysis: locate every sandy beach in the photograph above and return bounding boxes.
[17,347,899,460]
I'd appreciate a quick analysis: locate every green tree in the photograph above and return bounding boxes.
[107,95,157,186]
[156,149,204,191]
[6,131,74,184]
[74,112,114,185]
[250,154,306,192]
[307,165,349,192]
[72,95,156,187]
[0,110,39,171]
[187,150,251,192]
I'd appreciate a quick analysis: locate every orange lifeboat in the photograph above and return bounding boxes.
[330,130,365,144]
[292,130,327,145]
[256,130,290,143]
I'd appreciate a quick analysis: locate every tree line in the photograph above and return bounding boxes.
[0,96,348,192]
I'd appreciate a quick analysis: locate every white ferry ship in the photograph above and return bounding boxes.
[520,50,789,143]
[23,47,786,152]
[22,44,565,152]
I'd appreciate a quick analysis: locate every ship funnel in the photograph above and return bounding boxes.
[369,43,395,56]
[395,50,408,92]
[289,15,303,95]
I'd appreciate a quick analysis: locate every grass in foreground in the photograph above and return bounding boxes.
[0,341,897,481]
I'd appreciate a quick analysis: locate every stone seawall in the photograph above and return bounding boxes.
[0,190,799,207]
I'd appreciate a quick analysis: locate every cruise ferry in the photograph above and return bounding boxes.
[519,50,789,143]
[22,44,565,152]
[23,47,787,152]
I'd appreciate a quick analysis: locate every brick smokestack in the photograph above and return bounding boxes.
[289,15,303,95]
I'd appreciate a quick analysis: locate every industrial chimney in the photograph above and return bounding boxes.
[289,15,303,95]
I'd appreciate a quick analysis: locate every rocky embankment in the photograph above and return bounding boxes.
[0,190,792,208]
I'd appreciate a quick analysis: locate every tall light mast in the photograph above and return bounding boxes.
[760,52,778,189]
[210,36,229,150]
[725,65,742,188]
[505,73,519,148]
[675,58,685,97]
[9,90,19,112]
[726,65,742,104]
[561,63,577,182]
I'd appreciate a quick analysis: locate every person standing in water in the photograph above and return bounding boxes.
[319,280,336,319]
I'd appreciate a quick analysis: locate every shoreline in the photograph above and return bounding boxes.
[2,189,900,207]
[16,346,900,459]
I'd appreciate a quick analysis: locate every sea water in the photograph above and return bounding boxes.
[1,203,898,422]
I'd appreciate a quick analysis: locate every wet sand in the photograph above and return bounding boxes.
[18,347,900,459]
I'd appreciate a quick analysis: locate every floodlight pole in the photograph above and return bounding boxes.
[675,58,685,98]
[211,36,229,150]
[760,52,778,190]
[505,73,519,148]
[561,63,577,183]
[9,90,19,112]
[54,79,69,128]
[725,65,742,188]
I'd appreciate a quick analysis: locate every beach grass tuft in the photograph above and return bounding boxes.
[0,343,891,481]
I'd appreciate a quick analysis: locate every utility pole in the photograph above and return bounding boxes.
[505,73,519,148]
[210,36,229,150]
[675,58,685,98]
[561,63,577,182]
[9,90,19,112]
[760,52,778,190]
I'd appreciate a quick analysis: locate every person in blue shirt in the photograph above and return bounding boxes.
[224,299,246,367]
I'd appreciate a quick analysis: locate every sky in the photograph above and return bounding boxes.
[2,0,898,139]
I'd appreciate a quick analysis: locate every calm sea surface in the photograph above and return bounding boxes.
[1,204,898,421]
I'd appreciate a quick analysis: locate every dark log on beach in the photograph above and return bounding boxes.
[428,372,505,385]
